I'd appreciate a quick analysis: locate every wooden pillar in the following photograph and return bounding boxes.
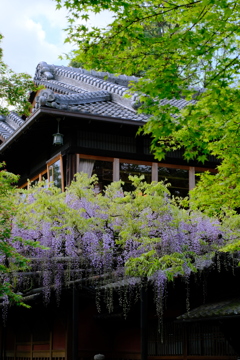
[113,158,120,181]
[0,324,6,360]
[140,283,148,360]
[49,331,53,360]
[76,154,80,173]
[65,154,77,187]
[72,287,79,360]
[189,167,195,191]
[183,323,188,360]
[151,163,158,182]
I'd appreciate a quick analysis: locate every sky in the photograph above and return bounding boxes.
[0,0,111,77]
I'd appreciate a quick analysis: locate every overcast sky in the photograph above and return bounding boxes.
[0,0,111,77]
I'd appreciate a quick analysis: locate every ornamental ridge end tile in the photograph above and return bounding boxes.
[34,89,112,111]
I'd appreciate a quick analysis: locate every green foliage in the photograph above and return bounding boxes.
[68,59,85,68]
[0,163,41,305]
[0,163,28,304]
[55,0,240,214]
[0,34,36,115]
[15,175,229,282]
[126,251,197,281]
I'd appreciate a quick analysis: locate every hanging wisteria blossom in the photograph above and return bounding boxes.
[1,172,239,318]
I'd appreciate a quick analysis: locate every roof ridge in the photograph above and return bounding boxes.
[34,79,88,95]
[53,65,130,97]
[54,64,139,88]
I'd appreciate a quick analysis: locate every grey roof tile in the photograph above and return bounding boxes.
[0,111,25,140]
[60,100,147,121]
[7,112,25,128]
[35,79,87,95]
[0,120,15,140]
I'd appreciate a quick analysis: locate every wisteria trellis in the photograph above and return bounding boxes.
[2,173,238,317]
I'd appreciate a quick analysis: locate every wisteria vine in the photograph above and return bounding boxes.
[1,173,239,318]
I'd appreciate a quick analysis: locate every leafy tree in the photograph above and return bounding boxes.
[68,59,85,68]
[0,34,36,116]
[55,0,240,214]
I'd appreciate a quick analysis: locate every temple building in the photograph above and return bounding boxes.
[1,62,238,360]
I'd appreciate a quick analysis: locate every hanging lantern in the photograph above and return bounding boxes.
[53,118,64,145]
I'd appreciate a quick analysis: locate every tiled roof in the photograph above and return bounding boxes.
[32,62,197,118]
[34,79,88,95]
[177,298,240,321]
[66,101,148,121]
[0,61,198,142]
[32,62,150,123]
[0,113,24,141]
[33,61,142,111]
[160,98,196,110]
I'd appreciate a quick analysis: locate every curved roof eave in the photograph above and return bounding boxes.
[0,107,145,154]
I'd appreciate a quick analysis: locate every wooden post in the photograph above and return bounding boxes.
[49,331,53,360]
[183,323,187,360]
[113,158,120,181]
[72,287,79,360]
[189,167,195,191]
[140,281,148,360]
[76,154,80,173]
[0,324,6,360]
[30,334,33,360]
[151,163,158,182]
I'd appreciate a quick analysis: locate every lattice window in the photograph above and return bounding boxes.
[187,322,236,356]
[148,320,236,357]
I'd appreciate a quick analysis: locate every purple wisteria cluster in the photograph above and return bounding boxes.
[2,177,230,316]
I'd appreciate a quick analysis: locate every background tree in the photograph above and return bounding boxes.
[55,0,240,214]
[0,34,35,116]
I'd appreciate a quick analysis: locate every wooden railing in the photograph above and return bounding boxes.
[5,350,65,360]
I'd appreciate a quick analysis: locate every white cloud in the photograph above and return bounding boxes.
[0,0,72,76]
[0,0,113,77]
[25,19,46,41]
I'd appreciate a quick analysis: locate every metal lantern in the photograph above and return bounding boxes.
[53,118,64,145]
